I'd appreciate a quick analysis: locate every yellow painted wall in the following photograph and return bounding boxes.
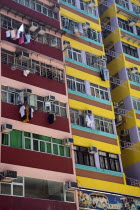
[61,8,101,31]
[66,66,110,87]
[77,176,140,197]
[73,135,121,154]
[121,142,140,168]
[107,53,125,75]
[130,87,140,99]
[63,36,104,56]
[69,99,115,119]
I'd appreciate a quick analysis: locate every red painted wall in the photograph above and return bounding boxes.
[0,195,77,210]
[1,102,70,133]
[1,146,73,174]
[1,64,66,95]
[0,0,60,29]
[1,28,63,61]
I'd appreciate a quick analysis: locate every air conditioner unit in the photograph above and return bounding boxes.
[0,170,17,183]
[17,51,29,61]
[113,102,118,107]
[29,22,39,32]
[63,138,74,146]
[131,67,138,74]
[51,38,58,47]
[100,55,107,61]
[82,22,90,30]
[38,26,46,35]
[88,146,98,154]
[88,0,96,7]
[46,95,55,102]
[23,88,32,95]
[84,110,92,115]
[1,124,13,133]
[121,129,129,136]
[129,19,136,27]
[45,101,51,112]
[63,41,70,48]
[65,182,78,191]
[52,4,60,13]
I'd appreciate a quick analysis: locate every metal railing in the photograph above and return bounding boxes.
[126,177,140,187]
[1,51,64,83]
[115,0,129,9]
[118,20,133,33]
[120,140,140,152]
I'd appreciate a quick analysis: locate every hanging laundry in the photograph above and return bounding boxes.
[19,105,26,119]
[6,30,11,38]
[19,106,34,122]
[19,32,24,44]
[48,113,56,124]
[11,30,16,39]
[85,114,93,128]
[25,34,31,44]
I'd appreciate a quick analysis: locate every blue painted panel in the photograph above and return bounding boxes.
[130,81,140,87]
[71,124,116,139]
[68,89,111,105]
[76,163,123,177]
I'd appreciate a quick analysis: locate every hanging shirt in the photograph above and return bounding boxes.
[25,34,31,44]
[11,30,16,39]
[85,115,93,128]
[6,30,11,38]
[19,32,24,44]
[19,105,26,117]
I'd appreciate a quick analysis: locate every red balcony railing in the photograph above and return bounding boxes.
[1,102,70,133]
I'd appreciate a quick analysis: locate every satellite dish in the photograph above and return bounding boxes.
[11,64,17,71]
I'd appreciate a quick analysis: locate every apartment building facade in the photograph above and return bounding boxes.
[0,0,78,209]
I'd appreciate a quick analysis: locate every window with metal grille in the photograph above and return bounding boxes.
[122,42,138,58]
[70,109,85,126]
[94,115,114,134]
[90,83,109,101]
[67,47,82,62]
[67,75,85,93]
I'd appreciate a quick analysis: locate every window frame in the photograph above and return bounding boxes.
[90,83,109,101]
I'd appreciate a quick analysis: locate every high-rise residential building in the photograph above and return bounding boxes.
[0,0,77,209]
[1,0,140,209]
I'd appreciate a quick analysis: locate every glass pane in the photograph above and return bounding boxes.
[25,138,31,150]
[59,145,64,156]
[53,144,58,155]
[40,141,45,152]
[33,140,39,151]
[24,132,31,137]
[13,185,23,196]
[1,183,11,195]
[66,147,70,157]
[13,177,23,183]
[10,130,22,148]
[2,133,9,145]
[66,192,74,202]
[46,142,51,154]
[52,138,62,144]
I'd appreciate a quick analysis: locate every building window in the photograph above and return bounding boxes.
[86,52,105,70]
[80,0,96,16]
[62,0,76,7]
[90,83,109,101]
[1,85,67,118]
[74,146,95,166]
[99,151,121,172]
[70,109,85,126]
[94,115,114,134]
[2,130,71,157]
[136,26,140,36]
[122,42,138,58]
[61,16,79,32]
[115,0,129,9]
[1,49,64,82]
[132,3,140,14]
[83,28,100,43]
[118,18,133,33]
[13,0,58,20]
[0,177,75,202]
[127,68,140,84]
[67,75,85,93]
[132,97,140,111]
[67,47,82,62]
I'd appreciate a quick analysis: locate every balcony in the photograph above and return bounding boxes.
[1,102,70,133]
[1,63,66,95]
[1,145,73,174]
[1,28,63,62]
[0,195,77,210]
[0,0,60,29]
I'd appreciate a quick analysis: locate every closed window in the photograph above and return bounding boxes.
[83,28,100,42]
[118,17,133,33]
[115,0,129,9]
[67,75,85,93]
[67,47,82,62]
[132,97,140,111]
[1,86,21,105]
[122,42,138,58]
[74,146,95,166]
[70,109,85,126]
[90,83,109,101]
[127,68,140,84]
[99,151,121,172]
[80,0,96,15]
[62,0,76,6]
[13,0,58,20]
[132,3,140,14]
[94,115,114,134]
[86,52,106,70]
